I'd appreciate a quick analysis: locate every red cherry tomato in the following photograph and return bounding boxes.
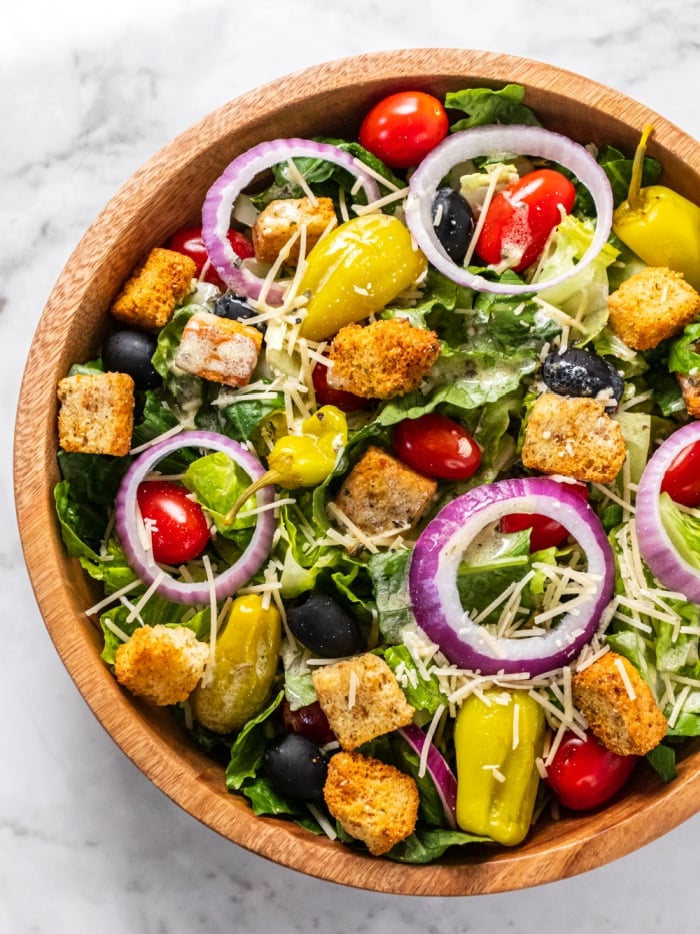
[500,481,588,552]
[165,226,254,289]
[393,413,481,480]
[545,731,638,811]
[311,360,373,412]
[281,698,335,745]
[358,91,449,170]
[475,169,577,272]
[136,480,210,565]
[660,439,700,507]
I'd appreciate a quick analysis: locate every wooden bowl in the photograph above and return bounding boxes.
[14,48,700,895]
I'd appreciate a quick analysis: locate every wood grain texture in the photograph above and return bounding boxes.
[14,49,700,896]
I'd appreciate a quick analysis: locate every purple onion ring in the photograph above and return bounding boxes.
[636,422,700,602]
[114,430,275,605]
[409,477,614,675]
[201,138,381,302]
[404,124,613,295]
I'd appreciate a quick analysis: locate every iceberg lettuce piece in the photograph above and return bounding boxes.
[533,214,620,340]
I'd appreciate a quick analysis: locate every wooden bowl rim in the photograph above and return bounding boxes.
[13,48,700,896]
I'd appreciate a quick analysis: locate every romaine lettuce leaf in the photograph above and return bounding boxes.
[383,644,447,718]
[669,321,700,376]
[445,84,541,131]
[182,451,257,539]
[533,214,620,340]
[367,548,415,643]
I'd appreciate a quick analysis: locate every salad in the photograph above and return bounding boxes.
[54,83,700,863]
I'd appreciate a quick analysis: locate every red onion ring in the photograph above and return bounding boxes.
[409,478,614,675]
[397,724,457,828]
[114,430,275,605]
[201,138,381,302]
[404,124,613,295]
[636,422,700,602]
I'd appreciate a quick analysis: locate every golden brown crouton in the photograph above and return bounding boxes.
[677,373,700,418]
[521,393,627,484]
[252,196,337,265]
[111,247,196,331]
[57,371,135,456]
[173,309,263,386]
[607,266,700,351]
[312,652,415,751]
[573,651,667,756]
[332,445,437,537]
[327,318,441,399]
[323,751,419,855]
[114,624,209,706]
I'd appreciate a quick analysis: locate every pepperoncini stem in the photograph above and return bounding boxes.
[223,406,347,526]
[627,123,654,211]
[222,469,284,526]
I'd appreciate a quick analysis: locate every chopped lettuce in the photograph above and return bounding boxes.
[533,214,620,340]
[669,321,700,376]
[445,83,541,131]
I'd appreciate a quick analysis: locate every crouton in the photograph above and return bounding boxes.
[173,309,262,386]
[677,373,700,418]
[57,371,135,456]
[252,196,337,265]
[111,247,196,331]
[114,624,209,706]
[521,392,627,484]
[332,445,437,537]
[607,266,700,351]
[311,652,415,751]
[327,318,441,399]
[323,751,419,855]
[572,651,667,756]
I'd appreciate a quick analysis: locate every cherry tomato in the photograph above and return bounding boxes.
[165,226,254,289]
[136,480,210,565]
[660,439,700,507]
[475,168,577,272]
[281,698,335,746]
[393,413,481,480]
[311,359,373,412]
[358,91,449,170]
[499,481,588,552]
[545,731,638,811]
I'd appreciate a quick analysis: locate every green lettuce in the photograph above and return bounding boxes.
[445,84,541,131]
[533,214,620,340]
[383,644,447,719]
[669,321,700,376]
[182,452,257,539]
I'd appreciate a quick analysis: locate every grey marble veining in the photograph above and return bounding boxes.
[2,1,698,931]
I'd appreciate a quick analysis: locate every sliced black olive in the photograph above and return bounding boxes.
[542,347,624,403]
[431,188,475,265]
[263,733,329,804]
[286,592,363,658]
[212,291,261,328]
[102,330,161,390]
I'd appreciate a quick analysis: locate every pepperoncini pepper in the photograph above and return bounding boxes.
[613,124,700,290]
[224,405,347,523]
[190,593,282,733]
[298,213,428,342]
[454,689,546,846]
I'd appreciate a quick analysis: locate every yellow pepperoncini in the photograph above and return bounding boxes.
[298,213,428,342]
[612,124,700,290]
[224,405,347,523]
[453,689,546,846]
[190,593,281,733]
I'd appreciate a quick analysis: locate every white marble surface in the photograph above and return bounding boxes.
[3,1,699,931]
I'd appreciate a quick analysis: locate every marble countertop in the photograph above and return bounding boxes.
[3,1,698,931]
